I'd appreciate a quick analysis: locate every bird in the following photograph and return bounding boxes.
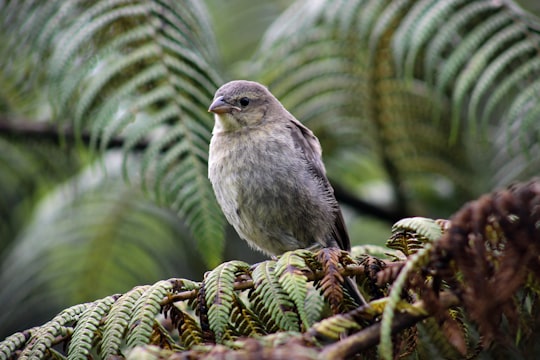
[208,80,366,306]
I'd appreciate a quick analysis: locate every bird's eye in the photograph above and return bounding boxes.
[239,97,250,107]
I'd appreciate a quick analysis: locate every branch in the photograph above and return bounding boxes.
[0,116,149,151]
[319,291,460,359]
[332,182,408,223]
[0,116,404,222]
[161,262,370,305]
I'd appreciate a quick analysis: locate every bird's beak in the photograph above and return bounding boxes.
[208,96,241,114]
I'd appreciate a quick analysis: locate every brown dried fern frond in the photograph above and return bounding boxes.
[430,179,540,345]
[316,248,346,313]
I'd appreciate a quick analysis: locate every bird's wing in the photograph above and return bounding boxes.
[286,116,351,251]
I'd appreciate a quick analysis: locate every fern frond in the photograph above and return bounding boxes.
[0,137,83,255]
[0,328,36,360]
[250,261,299,332]
[150,320,182,351]
[0,150,215,340]
[177,310,203,349]
[352,244,403,260]
[101,286,149,358]
[254,0,476,214]
[204,260,250,343]
[429,179,540,345]
[68,295,119,359]
[309,314,363,341]
[229,297,266,337]
[398,0,540,144]
[379,246,432,360]
[387,217,444,255]
[1,0,225,267]
[126,280,174,348]
[253,0,540,213]
[393,217,444,242]
[316,248,346,313]
[466,23,529,122]
[274,250,313,330]
[17,303,89,359]
[304,286,326,327]
[491,125,540,187]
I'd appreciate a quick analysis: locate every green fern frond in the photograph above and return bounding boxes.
[250,261,299,332]
[204,260,250,343]
[17,303,89,359]
[304,286,326,328]
[484,57,540,128]
[229,297,266,337]
[490,125,540,187]
[0,0,225,267]
[486,44,540,130]
[393,216,443,238]
[309,314,362,341]
[274,250,313,330]
[387,217,444,255]
[101,286,149,358]
[254,0,540,210]
[0,153,208,337]
[395,0,540,143]
[68,295,119,359]
[379,246,432,360]
[0,186,162,317]
[254,0,475,213]
[126,280,174,348]
[0,328,36,360]
[470,40,537,127]
[352,244,403,259]
[0,138,83,251]
[450,12,515,129]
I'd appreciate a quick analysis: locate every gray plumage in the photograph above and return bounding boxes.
[208,80,365,305]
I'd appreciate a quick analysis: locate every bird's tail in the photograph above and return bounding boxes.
[344,275,367,306]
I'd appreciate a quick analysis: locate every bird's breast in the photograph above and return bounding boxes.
[209,127,298,191]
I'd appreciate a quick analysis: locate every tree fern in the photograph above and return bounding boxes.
[126,280,174,348]
[2,1,540,358]
[0,0,225,267]
[229,297,266,337]
[203,260,250,343]
[2,177,540,359]
[274,250,312,330]
[100,286,148,358]
[250,260,300,332]
[176,310,203,349]
[252,0,540,215]
[0,154,204,337]
[16,303,90,360]
[68,295,119,360]
[253,0,473,218]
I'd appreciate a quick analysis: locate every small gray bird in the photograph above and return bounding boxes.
[208,80,365,305]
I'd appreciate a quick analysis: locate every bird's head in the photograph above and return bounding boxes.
[208,80,277,132]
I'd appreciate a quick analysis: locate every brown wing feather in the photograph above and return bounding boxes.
[286,116,351,251]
